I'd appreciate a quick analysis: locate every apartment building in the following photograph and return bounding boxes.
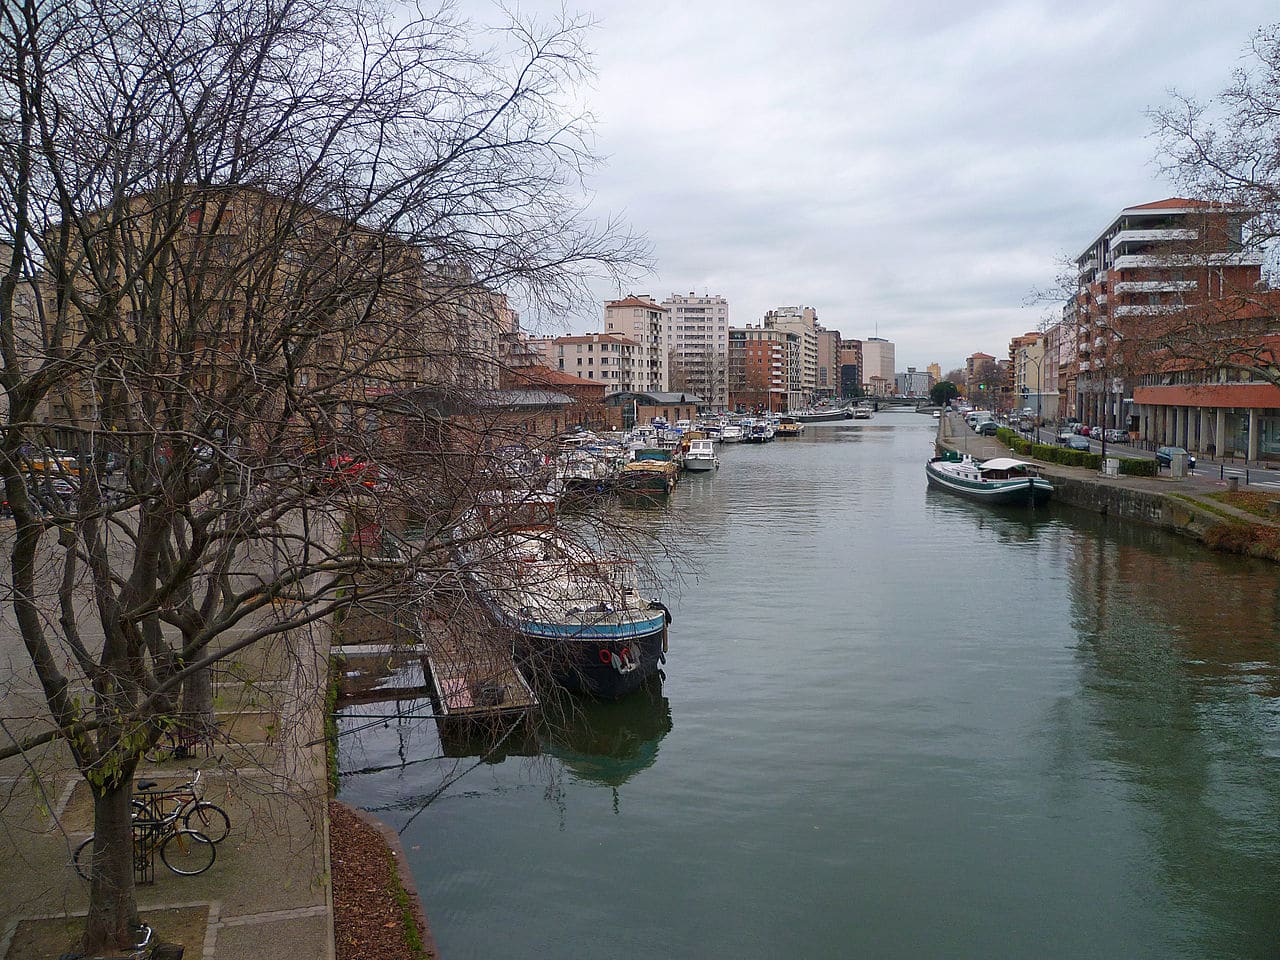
[26,189,539,461]
[815,326,842,400]
[926,362,942,383]
[895,367,931,397]
[550,332,642,390]
[728,325,798,412]
[839,342,863,399]
[1008,332,1056,419]
[605,294,668,391]
[659,292,730,409]
[1072,197,1280,458]
[861,337,896,395]
[763,306,819,408]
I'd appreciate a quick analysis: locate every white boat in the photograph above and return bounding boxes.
[721,423,743,443]
[925,454,1052,506]
[682,438,719,472]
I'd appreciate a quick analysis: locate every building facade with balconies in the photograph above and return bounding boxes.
[1071,197,1264,432]
[605,295,669,391]
[662,292,730,409]
[728,325,798,412]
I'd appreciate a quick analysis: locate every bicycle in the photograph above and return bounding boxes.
[74,787,217,879]
[131,769,231,844]
[143,713,228,764]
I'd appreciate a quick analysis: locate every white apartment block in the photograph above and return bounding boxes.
[661,292,730,408]
[604,295,668,391]
[763,306,819,406]
[861,337,896,395]
[553,333,642,390]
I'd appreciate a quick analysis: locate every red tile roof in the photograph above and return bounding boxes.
[508,365,600,388]
[1124,197,1214,211]
[605,295,668,311]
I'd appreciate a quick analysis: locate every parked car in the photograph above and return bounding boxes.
[1056,430,1074,445]
[1065,435,1092,451]
[1104,429,1129,443]
[976,420,999,436]
[1155,446,1196,470]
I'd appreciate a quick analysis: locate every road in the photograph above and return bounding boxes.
[1015,423,1280,490]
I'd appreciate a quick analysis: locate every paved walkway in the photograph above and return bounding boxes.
[0,537,335,959]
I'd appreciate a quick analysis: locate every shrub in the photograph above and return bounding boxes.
[1118,457,1156,477]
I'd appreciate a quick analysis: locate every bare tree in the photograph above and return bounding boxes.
[1145,23,1280,386]
[0,0,646,951]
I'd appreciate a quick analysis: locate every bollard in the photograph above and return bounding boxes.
[1228,477,1239,492]
[1220,464,1224,480]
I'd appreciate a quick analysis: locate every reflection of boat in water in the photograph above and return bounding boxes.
[542,681,673,787]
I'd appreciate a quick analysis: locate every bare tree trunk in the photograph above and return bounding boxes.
[182,667,216,727]
[84,778,139,954]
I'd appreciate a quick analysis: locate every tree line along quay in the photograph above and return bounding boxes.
[6,3,1280,958]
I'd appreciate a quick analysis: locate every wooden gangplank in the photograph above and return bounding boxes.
[420,616,538,726]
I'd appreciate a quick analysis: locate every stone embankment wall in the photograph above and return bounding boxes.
[1041,471,1207,537]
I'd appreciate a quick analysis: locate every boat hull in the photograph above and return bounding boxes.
[522,620,667,698]
[925,461,1053,505]
[795,410,849,423]
[617,473,675,495]
[683,457,717,471]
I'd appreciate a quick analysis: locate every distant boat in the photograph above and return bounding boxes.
[795,407,849,423]
[852,406,873,420]
[775,416,804,437]
[925,454,1052,506]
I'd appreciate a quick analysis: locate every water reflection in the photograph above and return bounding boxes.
[1065,520,1280,957]
[541,682,673,788]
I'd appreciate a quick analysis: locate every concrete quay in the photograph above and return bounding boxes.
[936,412,1280,557]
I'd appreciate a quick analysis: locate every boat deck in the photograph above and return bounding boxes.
[421,615,539,726]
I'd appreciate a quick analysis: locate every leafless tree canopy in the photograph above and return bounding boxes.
[0,0,648,950]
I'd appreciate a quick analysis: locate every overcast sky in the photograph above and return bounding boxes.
[465,0,1277,372]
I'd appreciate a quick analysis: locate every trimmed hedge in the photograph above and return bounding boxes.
[1118,457,1157,477]
[995,426,1153,474]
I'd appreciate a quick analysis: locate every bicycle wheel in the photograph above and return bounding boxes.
[73,836,96,880]
[183,802,230,844]
[159,829,216,876]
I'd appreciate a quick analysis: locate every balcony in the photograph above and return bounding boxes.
[1107,228,1197,250]
[1111,280,1197,294]
[1113,251,1264,270]
[1112,304,1187,317]
[1079,360,1092,372]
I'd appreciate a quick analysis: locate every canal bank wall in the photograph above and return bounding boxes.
[936,415,1280,562]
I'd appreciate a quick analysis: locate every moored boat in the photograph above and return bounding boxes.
[925,454,1053,506]
[775,416,805,437]
[794,407,850,423]
[453,492,671,699]
[682,438,718,472]
[852,405,873,420]
[618,448,679,495]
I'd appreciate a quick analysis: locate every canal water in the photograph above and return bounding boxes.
[336,409,1280,959]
